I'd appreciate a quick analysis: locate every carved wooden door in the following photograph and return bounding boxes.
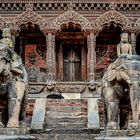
[63,45,81,81]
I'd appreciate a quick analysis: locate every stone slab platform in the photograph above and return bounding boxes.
[31,134,99,140]
[95,137,140,140]
[100,130,140,137]
[0,135,36,140]
[0,128,30,135]
[30,128,100,134]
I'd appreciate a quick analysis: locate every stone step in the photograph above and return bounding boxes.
[31,134,99,140]
[45,122,87,129]
[46,106,87,113]
[46,111,87,117]
[0,128,29,135]
[31,128,100,135]
[45,116,87,124]
[95,137,140,140]
[46,99,87,104]
[0,135,36,140]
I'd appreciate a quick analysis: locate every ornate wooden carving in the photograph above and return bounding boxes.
[51,10,91,30]
[0,16,6,29]
[56,84,86,93]
[94,10,132,30]
[13,3,46,30]
[87,32,96,82]
[46,32,56,82]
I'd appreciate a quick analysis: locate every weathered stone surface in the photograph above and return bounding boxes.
[0,128,29,135]
[45,99,87,129]
[45,123,87,129]
[31,98,46,129]
[31,134,99,140]
[62,93,81,99]
[100,130,140,137]
[95,137,140,140]
[87,98,100,129]
[0,135,36,140]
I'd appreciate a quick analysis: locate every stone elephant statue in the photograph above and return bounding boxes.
[102,56,140,130]
[0,43,28,128]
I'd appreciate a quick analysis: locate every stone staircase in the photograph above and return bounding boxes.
[45,99,87,129]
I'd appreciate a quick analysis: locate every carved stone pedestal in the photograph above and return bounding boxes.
[0,127,29,135]
[0,128,36,140]
[100,129,140,137]
[0,135,36,140]
[95,137,140,140]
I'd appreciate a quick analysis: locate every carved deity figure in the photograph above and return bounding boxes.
[117,33,132,57]
[0,28,28,128]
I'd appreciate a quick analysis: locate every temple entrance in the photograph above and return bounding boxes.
[96,23,122,80]
[56,23,87,82]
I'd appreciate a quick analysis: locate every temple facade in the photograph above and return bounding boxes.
[0,0,140,139]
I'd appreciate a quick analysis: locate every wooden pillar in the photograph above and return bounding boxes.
[46,31,56,83]
[87,32,96,82]
[81,44,86,81]
[130,32,137,54]
[58,44,63,81]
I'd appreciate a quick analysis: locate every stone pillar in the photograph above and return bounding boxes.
[46,31,56,84]
[87,98,100,129]
[31,98,46,129]
[130,32,137,54]
[87,32,96,82]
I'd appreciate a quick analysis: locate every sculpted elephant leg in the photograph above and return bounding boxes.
[20,90,28,126]
[7,99,20,128]
[128,86,139,129]
[7,81,25,128]
[106,101,119,129]
[103,86,119,129]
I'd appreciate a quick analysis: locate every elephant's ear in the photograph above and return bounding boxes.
[107,70,116,81]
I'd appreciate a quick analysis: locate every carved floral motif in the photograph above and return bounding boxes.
[51,10,92,30]
[56,84,86,93]
[13,4,47,30]
[94,10,132,30]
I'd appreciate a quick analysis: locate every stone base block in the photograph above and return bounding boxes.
[95,137,140,140]
[0,128,30,135]
[100,130,140,137]
[0,135,36,140]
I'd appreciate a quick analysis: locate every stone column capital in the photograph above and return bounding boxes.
[128,28,139,35]
[43,28,58,36]
[85,28,99,36]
